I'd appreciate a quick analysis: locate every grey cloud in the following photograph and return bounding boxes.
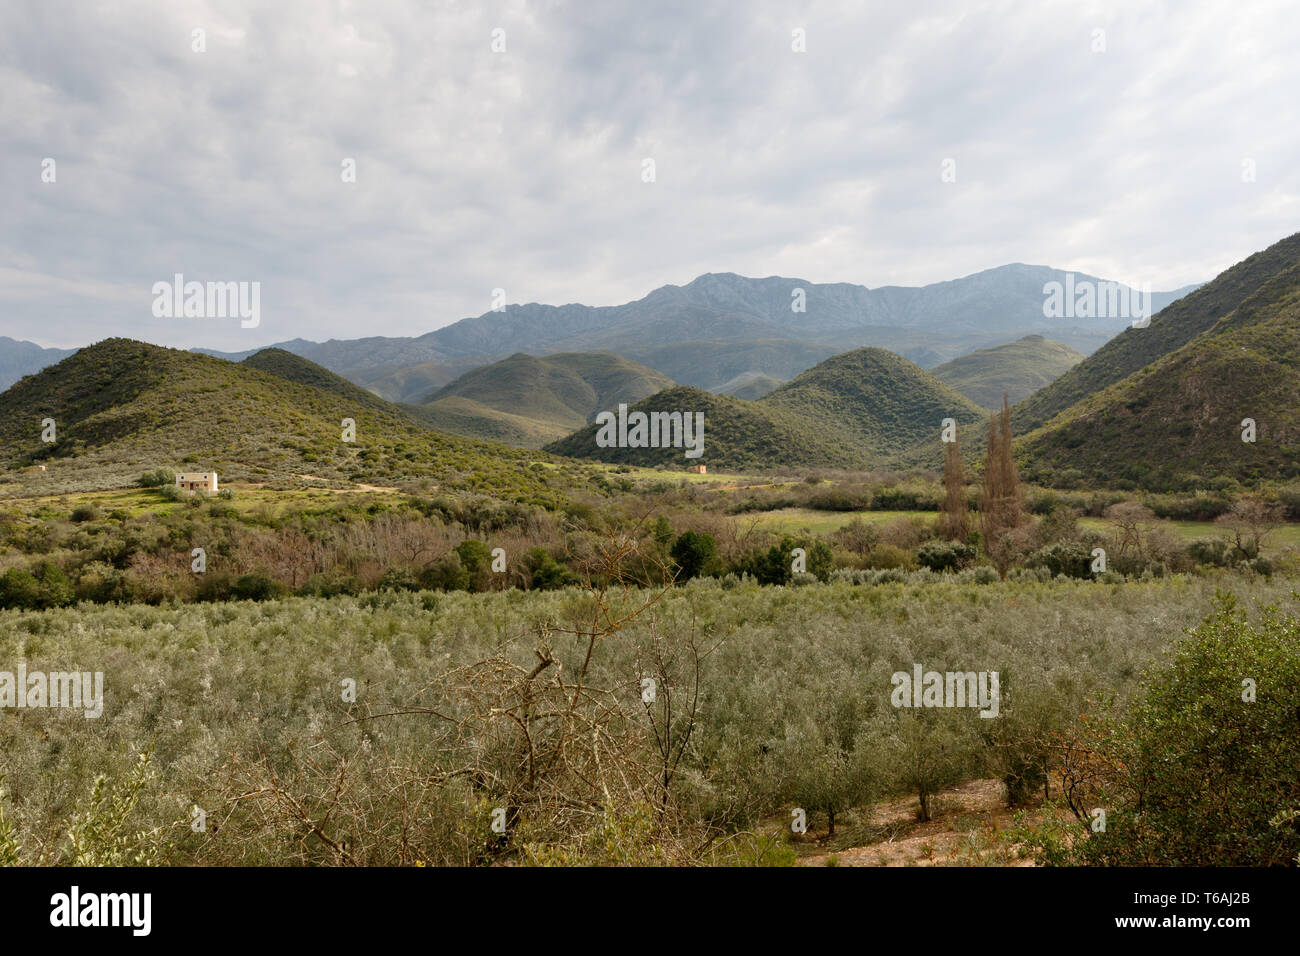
[1,0,1297,351]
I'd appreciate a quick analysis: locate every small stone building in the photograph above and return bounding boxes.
[689,464,707,474]
[176,471,218,492]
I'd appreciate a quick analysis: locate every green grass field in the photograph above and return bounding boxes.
[744,507,1300,553]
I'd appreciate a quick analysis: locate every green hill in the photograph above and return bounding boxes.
[930,335,1084,408]
[544,347,985,470]
[761,348,985,456]
[543,385,855,470]
[241,348,396,413]
[0,339,560,500]
[418,352,675,447]
[1013,231,1300,433]
[1021,258,1300,490]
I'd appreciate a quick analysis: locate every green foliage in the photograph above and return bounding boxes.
[66,750,170,867]
[884,710,983,822]
[0,574,1293,865]
[917,540,978,573]
[137,468,175,488]
[1062,596,1300,865]
[670,530,720,581]
[418,552,470,591]
[523,547,574,590]
[1024,542,1093,578]
[0,562,74,610]
[69,503,100,523]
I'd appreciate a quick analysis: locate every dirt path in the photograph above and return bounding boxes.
[799,779,1038,866]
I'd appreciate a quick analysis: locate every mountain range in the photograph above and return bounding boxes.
[184,266,1198,398]
[6,233,1297,495]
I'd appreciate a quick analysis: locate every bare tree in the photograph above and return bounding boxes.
[1216,496,1284,560]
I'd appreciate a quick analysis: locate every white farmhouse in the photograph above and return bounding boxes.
[176,471,218,493]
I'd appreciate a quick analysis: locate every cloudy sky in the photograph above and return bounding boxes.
[2,0,1297,350]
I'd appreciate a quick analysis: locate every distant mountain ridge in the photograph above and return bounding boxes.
[0,337,79,391]
[190,266,1200,395]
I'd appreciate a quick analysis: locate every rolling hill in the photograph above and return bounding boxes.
[415,352,675,447]
[545,347,985,470]
[931,335,1085,408]
[1021,254,1300,490]
[0,339,563,500]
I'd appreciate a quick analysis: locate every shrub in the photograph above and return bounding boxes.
[917,541,977,573]
[1025,542,1093,579]
[231,572,287,602]
[1060,597,1300,865]
[670,531,721,581]
[454,540,495,590]
[69,504,99,523]
[1187,537,1230,567]
[0,568,41,610]
[523,548,574,590]
[378,567,420,592]
[137,468,175,489]
[419,553,470,592]
[194,571,236,602]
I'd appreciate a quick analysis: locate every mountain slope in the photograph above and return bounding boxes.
[0,339,560,499]
[545,347,985,470]
[1021,258,1300,489]
[417,352,674,447]
[931,335,1084,408]
[1012,232,1300,433]
[241,348,398,413]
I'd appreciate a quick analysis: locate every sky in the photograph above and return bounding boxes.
[1,0,1297,351]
